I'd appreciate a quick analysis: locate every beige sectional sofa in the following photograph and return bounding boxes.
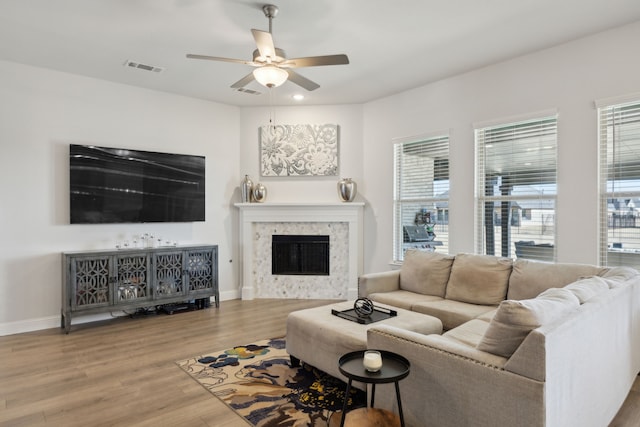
[358,250,640,427]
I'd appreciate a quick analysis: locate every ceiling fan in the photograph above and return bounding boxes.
[186,4,349,93]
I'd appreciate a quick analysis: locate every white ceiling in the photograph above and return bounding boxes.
[2,0,640,107]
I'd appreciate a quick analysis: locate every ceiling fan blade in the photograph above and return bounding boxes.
[251,29,277,60]
[282,54,350,68]
[286,70,320,91]
[186,54,256,66]
[230,72,256,89]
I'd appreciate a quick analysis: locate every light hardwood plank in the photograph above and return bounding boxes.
[0,298,638,427]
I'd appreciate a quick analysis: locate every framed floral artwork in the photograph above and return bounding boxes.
[260,124,339,176]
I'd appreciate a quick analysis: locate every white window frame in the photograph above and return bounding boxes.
[475,114,558,260]
[393,133,450,263]
[598,98,640,268]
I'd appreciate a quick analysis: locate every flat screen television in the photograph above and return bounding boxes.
[70,144,205,224]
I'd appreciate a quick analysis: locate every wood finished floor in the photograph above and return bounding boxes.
[0,298,638,427]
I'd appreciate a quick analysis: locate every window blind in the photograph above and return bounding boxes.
[598,100,640,268]
[475,116,557,260]
[393,135,449,262]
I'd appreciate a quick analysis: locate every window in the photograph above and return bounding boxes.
[475,115,557,261]
[393,135,449,262]
[598,99,640,268]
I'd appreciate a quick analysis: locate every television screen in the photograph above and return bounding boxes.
[70,144,205,224]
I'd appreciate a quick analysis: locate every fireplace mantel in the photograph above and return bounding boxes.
[235,202,364,300]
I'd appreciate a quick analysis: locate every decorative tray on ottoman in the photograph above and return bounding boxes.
[331,299,398,324]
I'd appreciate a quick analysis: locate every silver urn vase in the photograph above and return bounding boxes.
[337,178,357,202]
[241,175,253,203]
[253,183,267,203]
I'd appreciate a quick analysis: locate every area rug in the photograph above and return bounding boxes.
[176,337,366,427]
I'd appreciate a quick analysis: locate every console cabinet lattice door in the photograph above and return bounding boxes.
[70,255,111,310]
[62,245,219,333]
[115,252,152,304]
[186,248,218,304]
[154,250,186,300]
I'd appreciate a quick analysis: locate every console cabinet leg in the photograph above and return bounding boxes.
[61,311,71,334]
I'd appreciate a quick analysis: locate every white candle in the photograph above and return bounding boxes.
[363,350,383,372]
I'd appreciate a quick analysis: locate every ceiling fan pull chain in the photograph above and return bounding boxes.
[269,87,276,134]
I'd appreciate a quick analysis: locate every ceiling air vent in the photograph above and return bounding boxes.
[124,60,165,73]
[236,87,261,95]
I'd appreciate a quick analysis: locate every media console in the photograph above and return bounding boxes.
[61,245,218,333]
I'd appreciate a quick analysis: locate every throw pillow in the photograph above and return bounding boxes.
[445,253,512,305]
[476,287,580,358]
[400,250,455,297]
[564,276,609,303]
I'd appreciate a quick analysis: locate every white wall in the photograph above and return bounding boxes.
[0,60,240,334]
[362,20,640,273]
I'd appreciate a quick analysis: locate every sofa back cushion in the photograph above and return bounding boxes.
[400,250,455,297]
[564,276,609,303]
[477,287,580,358]
[507,259,605,301]
[445,253,512,305]
[599,266,639,288]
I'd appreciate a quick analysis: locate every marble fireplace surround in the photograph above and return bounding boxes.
[235,202,364,300]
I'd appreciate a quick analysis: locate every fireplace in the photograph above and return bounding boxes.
[235,202,364,300]
[272,235,330,275]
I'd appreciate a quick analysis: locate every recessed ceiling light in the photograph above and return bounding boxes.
[292,94,305,101]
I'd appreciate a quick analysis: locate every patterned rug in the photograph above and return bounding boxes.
[176,338,366,427]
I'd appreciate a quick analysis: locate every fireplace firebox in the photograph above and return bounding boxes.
[272,235,330,276]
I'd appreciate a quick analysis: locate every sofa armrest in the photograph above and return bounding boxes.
[358,270,400,297]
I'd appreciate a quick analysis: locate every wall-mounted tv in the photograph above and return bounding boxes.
[70,144,205,224]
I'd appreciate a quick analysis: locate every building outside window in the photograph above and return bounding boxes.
[393,134,449,262]
[475,115,557,261]
[598,99,640,268]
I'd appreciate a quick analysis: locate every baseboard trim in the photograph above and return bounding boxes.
[1,291,241,336]
[0,315,61,336]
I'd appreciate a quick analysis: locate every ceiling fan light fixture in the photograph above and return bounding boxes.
[253,65,288,88]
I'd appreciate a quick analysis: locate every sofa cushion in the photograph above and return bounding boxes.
[443,319,491,348]
[413,299,496,330]
[445,253,512,305]
[507,259,604,300]
[477,287,580,358]
[476,308,498,322]
[368,290,442,311]
[564,276,609,303]
[399,250,455,297]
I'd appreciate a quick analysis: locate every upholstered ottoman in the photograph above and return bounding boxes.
[286,300,442,381]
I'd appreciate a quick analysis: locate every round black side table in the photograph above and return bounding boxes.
[337,349,410,427]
